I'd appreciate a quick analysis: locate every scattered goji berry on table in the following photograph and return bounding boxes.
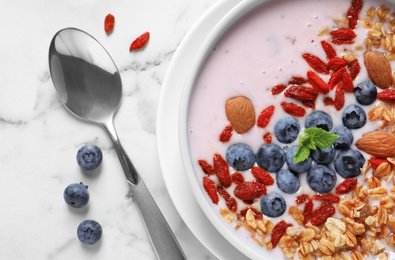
[310,201,336,226]
[263,132,272,144]
[198,159,215,175]
[312,193,340,203]
[288,76,307,85]
[348,59,361,80]
[280,102,306,117]
[347,0,363,29]
[295,194,309,205]
[369,157,391,170]
[257,105,275,128]
[271,220,291,247]
[251,166,274,185]
[213,154,232,188]
[330,28,356,45]
[302,53,329,74]
[377,89,395,103]
[307,70,329,94]
[129,31,150,51]
[302,199,314,225]
[217,186,238,212]
[231,172,244,185]
[203,177,219,204]
[271,84,287,95]
[104,14,115,34]
[219,125,233,143]
[320,40,337,60]
[327,57,348,71]
[335,178,358,195]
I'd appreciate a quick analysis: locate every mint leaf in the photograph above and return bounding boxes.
[293,128,339,163]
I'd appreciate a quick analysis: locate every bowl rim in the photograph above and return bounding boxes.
[178,0,272,259]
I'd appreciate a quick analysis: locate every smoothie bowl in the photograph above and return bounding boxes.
[179,0,395,259]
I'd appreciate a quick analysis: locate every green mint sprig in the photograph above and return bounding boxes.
[294,128,339,164]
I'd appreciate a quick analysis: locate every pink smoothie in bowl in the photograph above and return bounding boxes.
[179,0,395,259]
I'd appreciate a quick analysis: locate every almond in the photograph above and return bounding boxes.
[364,50,392,89]
[225,96,255,134]
[355,131,395,158]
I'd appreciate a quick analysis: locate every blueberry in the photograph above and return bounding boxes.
[331,126,353,149]
[354,80,377,105]
[307,165,337,193]
[274,117,300,144]
[260,192,286,218]
[225,143,255,171]
[334,149,365,178]
[342,105,366,129]
[256,144,285,172]
[305,111,333,131]
[64,182,90,208]
[310,145,335,165]
[76,144,103,171]
[276,169,300,194]
[285,146,312,173]
[77,219,102,245]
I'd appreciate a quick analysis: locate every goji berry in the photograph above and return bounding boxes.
[280,102,306,117]
[295,194,309,205]
[307,70,329,94]
[257,105,275,128]
[327,57,348,71]
[234,181,266,201]
[213,154,232,188]
[231,172,244,185]
[320,40,337,60]
[377,89,395,103]
[334,82,345,111]
[240,207,263,220]
[301,100,316,109]
[302,199,314,225]
[198,159,215,175]
[217,186,237,212]
[348,59,361,80]
[284,86,318,102]
[328,67,347,90]
[203,177,218,204]
[219,125,233,143]
[369,157,391,170]
[271,220,291,247]
[104,14,115,34]
[330,28,356,45]
[323,97,334,106]
[302,53,329,74]
[347,0,363,29]
[310,201,336,226]
[263,132,272,144]
[129,31,150,51]
[271,84,287,95]
[288,76,308,85]
[251,166,274,185]
[312,193,340,203]
[342,71,354,93]
[335,178,358,195]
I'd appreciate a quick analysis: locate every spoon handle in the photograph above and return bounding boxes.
[102,122,186,260]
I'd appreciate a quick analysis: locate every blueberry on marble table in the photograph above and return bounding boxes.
[225,143,255,171]
[77,219,102,245]
[305,110,333,131]
[63,182,90,208]
[334,149,365,178]
[307,164,337,193]
[260,192,286,218]
[274,116,300,143]
[76,144,103,170]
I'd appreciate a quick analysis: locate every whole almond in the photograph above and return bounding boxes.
[225,96,255,134]
[355,131,395,157]
[364,50,392,89]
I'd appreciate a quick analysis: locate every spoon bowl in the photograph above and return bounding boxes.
[49,28,186,260]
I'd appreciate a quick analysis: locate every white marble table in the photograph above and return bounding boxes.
[0,0,227,259]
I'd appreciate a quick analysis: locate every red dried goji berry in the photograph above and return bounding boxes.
[347,0,363,29]
[295,194,309,205]
[271,84,287,95]
[310,201,336,226]
[240,207,263,220]
[307,70,329,94]
[342,71,354,93]
[328,67,347,90]
[323,97,334,106]
[330,28,356,45]
[219,125,233,143]
[302,199,314,225]
[369,157,391,170]
[321,40,337,60]
[271,221,291,247]
[213,154,232,188]
[288,76,308,85]
[334,82,345,111]
[217,186,237,212]
[335,178,358,195]
[198,159,215,175]
[348,59,361,80]
[257,105,275,128]
[129,31,150,51]
[203,177,218,204]
[231,172,244,185]
[234,181,266,201]
[104,14,115,34]
[263,132,272,144]
[302,53,329,74]
[284,86,318,102]
[280,102,306,117]
[251,166,274,185]
[301,100,315,109]
[327,57,348,71]
[312,193,340,203]
[377,89,395,103]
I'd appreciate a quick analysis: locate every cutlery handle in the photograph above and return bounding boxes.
[102,122,186,260]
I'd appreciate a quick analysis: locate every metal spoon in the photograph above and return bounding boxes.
[48,28,186,260]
